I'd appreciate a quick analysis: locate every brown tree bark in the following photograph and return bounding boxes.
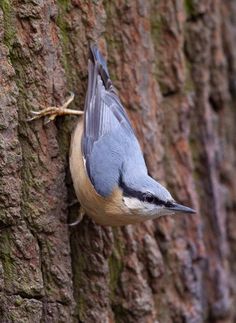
[0,0,236,322]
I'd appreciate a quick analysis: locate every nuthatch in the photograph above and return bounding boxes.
[30,45,195,226]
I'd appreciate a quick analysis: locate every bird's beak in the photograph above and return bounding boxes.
[168,203,196,214]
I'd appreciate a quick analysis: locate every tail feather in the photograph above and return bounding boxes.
[90,44,110,88]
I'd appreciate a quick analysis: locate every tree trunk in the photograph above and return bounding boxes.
[0,0,236,322]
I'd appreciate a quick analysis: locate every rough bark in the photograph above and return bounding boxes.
[0,0,236,322]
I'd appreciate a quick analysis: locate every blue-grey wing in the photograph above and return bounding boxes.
[82,45,147,196]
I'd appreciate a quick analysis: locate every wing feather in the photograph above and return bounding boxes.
[82,45,141,195]
[83,47,134,160]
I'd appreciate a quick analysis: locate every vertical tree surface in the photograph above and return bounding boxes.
[0,0,236,322]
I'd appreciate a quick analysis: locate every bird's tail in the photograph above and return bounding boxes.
[89,44,110,88]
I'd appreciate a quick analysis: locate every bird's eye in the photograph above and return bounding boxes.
[143,193,154,203]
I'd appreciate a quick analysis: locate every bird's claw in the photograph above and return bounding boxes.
[27,92,83,123]
[27,107,60,122]
[68,207,85,227]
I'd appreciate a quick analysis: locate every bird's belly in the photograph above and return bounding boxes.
[69,119,145,226]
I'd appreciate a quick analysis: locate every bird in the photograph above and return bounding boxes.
[29,44,196,226]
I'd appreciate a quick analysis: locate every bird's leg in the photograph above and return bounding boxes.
[28,92,83,123]
[69,207,85,227]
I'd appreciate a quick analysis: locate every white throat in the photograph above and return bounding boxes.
[123,197,174,218]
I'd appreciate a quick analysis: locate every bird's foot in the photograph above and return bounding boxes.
[28,92,83,123]
[68,207,85,227]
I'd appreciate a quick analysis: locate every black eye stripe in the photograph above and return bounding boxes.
[119,176,174,207]
[164,201,174,208]
[143,196,174,207]
[146,196,165,206]
[142,193,163,205]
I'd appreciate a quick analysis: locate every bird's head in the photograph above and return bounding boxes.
[120,175,195,219]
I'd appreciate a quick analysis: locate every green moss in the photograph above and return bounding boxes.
[108,228,124,299]
[56,0,72,76]
[183,60,195,94]
[57,0,71,11]
[108,229,128,323]
[0,231,14,288]
[0,0,16,50]
[56,9,69,44]
[150,9,170,93]
[76,292,85,320]
[188,136,202,182]
[14,295,23,306]
[150,15,163,42]
[183,78,195,94]
[184,0,195,16]
[72,250,87,320]
[103,1,124,83]
[108,250,122,294]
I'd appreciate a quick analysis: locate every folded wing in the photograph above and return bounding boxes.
[82,45,145,196]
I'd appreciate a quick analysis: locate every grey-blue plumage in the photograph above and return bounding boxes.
[83,45,151,197]
[69,44,196,226]
[82,45,196,214]
[29,43,195,226]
